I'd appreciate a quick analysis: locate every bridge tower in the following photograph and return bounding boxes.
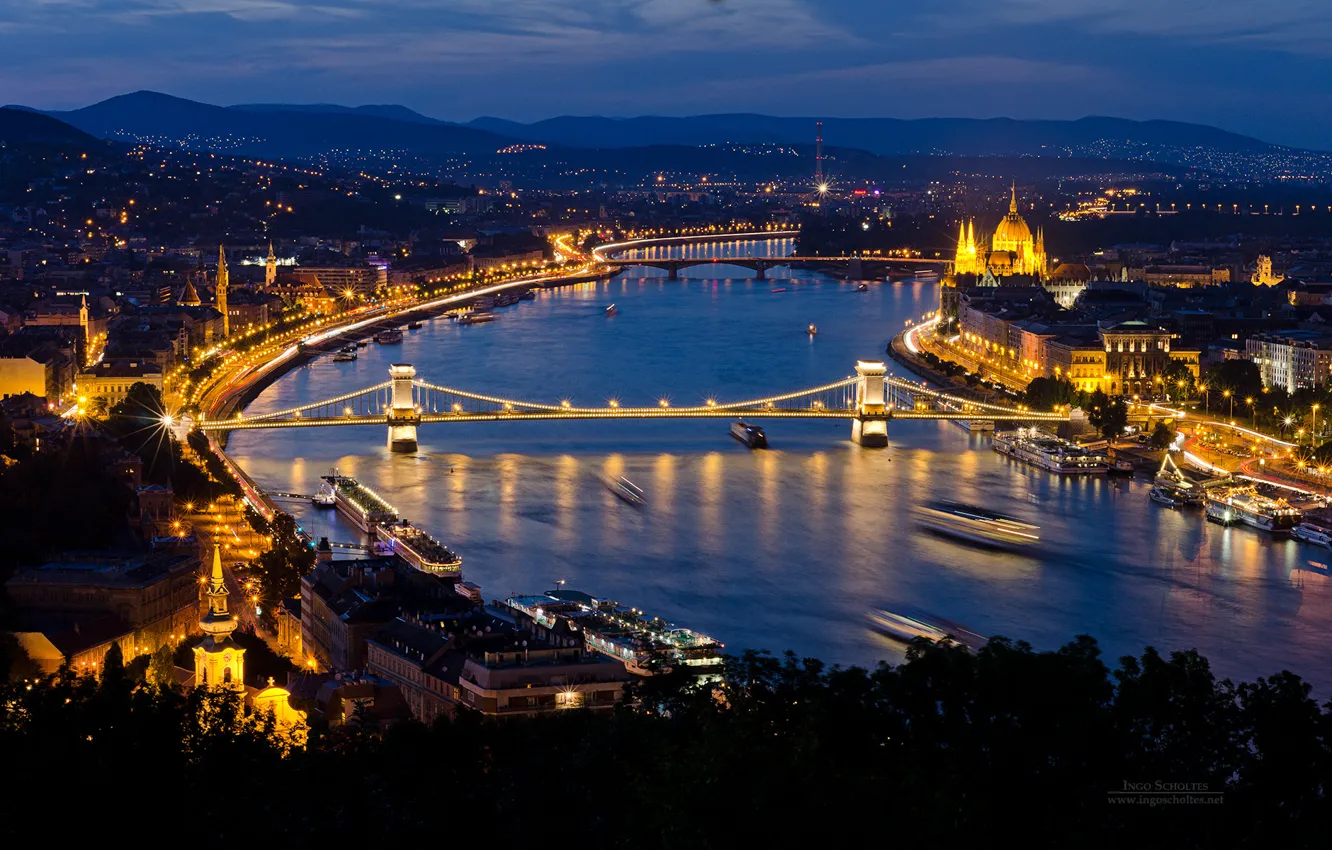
[852,360,889,447]
[387,364,421,452]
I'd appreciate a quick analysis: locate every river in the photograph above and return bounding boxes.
[229,237,1332,690]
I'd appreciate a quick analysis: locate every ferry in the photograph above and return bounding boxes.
[1204,487,1301,533]
[495,293,519,308]
[992,429,1110,474]
[332,347,357,362]
[322,470,399,533]
[605,304,617,316]
[1110,458,1135,476]
[807,323,818,336]
[1149,486,1182,508]
[729,420,769,449]
[457,311,496,325]
[913,500,1040,549]
[1155,454,1203,504]
[376,520,462,576]
[374,328,403,344]
[867,608,984,649]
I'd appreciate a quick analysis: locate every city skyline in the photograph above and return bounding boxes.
[2,0,1331,149]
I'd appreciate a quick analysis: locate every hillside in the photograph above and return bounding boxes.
[0,107,101,148]
[35,91,513,158]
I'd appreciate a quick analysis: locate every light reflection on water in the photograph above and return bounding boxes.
[228,240,1332,691]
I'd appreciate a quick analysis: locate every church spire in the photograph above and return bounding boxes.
[264,241,277,290]
[1009,182,1018,215]
[193,542,246,689]
[215,244,229,338]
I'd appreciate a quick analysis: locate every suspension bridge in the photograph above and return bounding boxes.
[193,361,1068,452]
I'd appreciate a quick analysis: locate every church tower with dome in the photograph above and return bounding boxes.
[193,543,245,690]
[954,184,1048,278]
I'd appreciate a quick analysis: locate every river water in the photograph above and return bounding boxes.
[229,238,1332,690]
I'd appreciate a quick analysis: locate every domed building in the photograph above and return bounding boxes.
[954,185,1048,278]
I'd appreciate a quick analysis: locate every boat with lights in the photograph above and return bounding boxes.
[374,328,403,344]
[1204,486,1301,533]
[867,608,984,649]
[502,590,724,676]
[322,470,399,533]
[992,429,1109,474]
[376,520,462,576]
[312,479,336,508]
[913,499,1039,549]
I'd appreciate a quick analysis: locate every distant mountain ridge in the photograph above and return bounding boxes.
[464,113,1286,156]
[12,91,514,159]
[3,91,1309,165]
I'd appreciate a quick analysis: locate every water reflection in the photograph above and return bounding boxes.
[228,240,1332,693]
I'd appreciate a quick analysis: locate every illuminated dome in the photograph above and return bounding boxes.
[990,186,1033,251]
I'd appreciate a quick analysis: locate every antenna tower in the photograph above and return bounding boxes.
[815,121,824,185]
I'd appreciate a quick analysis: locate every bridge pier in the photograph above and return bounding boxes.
[846,258,864,281]
[755,262,766,281]
[666,262,679,280]
[388,364,421,452]
[852,360,889,447]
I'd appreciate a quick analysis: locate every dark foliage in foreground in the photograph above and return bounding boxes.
[2,637,1329,847]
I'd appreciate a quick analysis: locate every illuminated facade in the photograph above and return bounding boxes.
[1252,255,1284,287]
[264,242,278,289]
[954,186,1048,278]
[215,245,230,337]
[193,543,246,690]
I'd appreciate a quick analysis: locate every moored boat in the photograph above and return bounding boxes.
[407,320,423,330]
[374,328,403,344]
[457,311,496,325]
[1149,486,1181,508]
[992,428,1110,474]
[1204,486,1301,533]
[376,520,462,576]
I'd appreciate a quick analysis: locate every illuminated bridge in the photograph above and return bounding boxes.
[593,231,950,280]
[194,361,1068,452]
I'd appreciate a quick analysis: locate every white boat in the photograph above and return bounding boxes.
[332,348,357,362]
[1149,486,1181,508]
[1292,523,1332,548]
[376,520,462,576]
[312,479,336,508]
[992,429,1110,474]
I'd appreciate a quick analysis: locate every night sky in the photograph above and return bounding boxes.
[3,0,1329,149]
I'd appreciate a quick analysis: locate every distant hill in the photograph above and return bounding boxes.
[0,107,100,147]
[29,91,513,158]
[230,102,446,126]
[466,113,1284,157]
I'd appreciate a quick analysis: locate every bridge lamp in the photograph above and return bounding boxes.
[561,399,572,410]
[452,403,462,413]
[659,398,670,408]
[608,399,619,409]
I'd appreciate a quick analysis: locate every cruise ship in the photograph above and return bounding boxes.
[992,429,1110,474]
[729,420,768,449]
[502,590,724,676]
[1204,486,1302,533]
[322,470,399,533]
[376,520,462,576]
[913,500,1040,550]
